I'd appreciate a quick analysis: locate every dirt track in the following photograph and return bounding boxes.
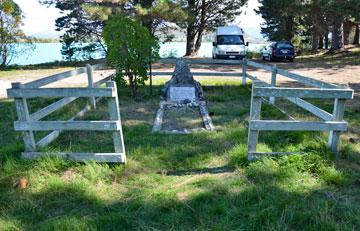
[154,57,360,93]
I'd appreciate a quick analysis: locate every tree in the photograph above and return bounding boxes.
[40,0,108,61]
[0,0,32,68]
[354,23,360,45]
[257,0,359,51]
[256,0,305,42]
[41,0,185,60]
[103,15,159,97]
[178,0,247,56]
[304,0,329,51]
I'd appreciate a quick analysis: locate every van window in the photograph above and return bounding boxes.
[217,35,244,45]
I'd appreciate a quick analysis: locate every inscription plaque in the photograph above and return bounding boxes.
[169,86,196,102]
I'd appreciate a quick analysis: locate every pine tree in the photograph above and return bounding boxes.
[179,0,247,56]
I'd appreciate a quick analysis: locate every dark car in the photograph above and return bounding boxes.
[262,41,295,62]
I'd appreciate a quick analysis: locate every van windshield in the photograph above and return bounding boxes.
[217,35,244,45]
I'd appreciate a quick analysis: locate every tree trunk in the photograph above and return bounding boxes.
[285,17,294,41]
[325,29,329,49]
[330,20,344,51]
[185,0,196,56]
[128,73,136,98]
[318,35,324,49]
[312,31,319,52]
[353,23,360,45]
[343,20,352,45]
[149,59,152,96]
[193,0,206,55]
[185,29,196,56]
[194,32,203,55]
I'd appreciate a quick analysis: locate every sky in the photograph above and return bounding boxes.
[14,0,265,39]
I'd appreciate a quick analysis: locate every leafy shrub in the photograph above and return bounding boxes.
[103,15,159,97]
[247,51,262,59]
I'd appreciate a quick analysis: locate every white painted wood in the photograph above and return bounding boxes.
[276,68,339,89]
[8,87,116,98]
[12,83,36,152]
[15,121,121,131]
[36,130,60,147]
[30,97,78,121]
[247,82,262,160]
[23,67,86,88]
[250,120,347,131]
[253,87,354,99]
[150,71,243,77]
[242,58,247,86]
[269,64,277,104]
[86,64,96,109]
[286,97,333,121]
[328,99,346,155]
[94,75,113,87]
[247,60,273,72]
[36,103,93,147]
[106,82,126,162]
[246,73,262,82]
[22,152,125,163]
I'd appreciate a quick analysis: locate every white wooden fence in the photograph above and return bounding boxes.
[241,58,354,160]
[7,63,126,163]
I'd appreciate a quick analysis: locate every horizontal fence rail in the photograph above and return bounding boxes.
[8,87,116,98]
[23,152,125,163]
[149,71,243,77]
[250,120,348,131]
[14,121,121,131]
[242,57,354,160]
[253,87,354,99]
[7,62,126,163]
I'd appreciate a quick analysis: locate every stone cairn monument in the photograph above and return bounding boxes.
[153,59,214,133]
[160,59,204,102]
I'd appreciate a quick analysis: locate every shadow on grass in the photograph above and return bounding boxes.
[162,166,235,176]
[2,155,359,230]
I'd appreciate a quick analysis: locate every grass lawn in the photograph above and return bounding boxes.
[1,77,360,230]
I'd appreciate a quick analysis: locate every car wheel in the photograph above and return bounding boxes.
[289,58,294,62]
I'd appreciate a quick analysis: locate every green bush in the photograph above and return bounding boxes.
[247,51,262,59]
[103,15,159,97]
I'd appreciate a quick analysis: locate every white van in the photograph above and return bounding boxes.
[212,26,248,59]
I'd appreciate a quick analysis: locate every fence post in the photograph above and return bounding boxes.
[12,82,36,152]
[242,57,247,86]
[247,81,262,160]
[86,64,96,109]
[106,82,126,161]
[270,64,277,104]
[328,98,345,156]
